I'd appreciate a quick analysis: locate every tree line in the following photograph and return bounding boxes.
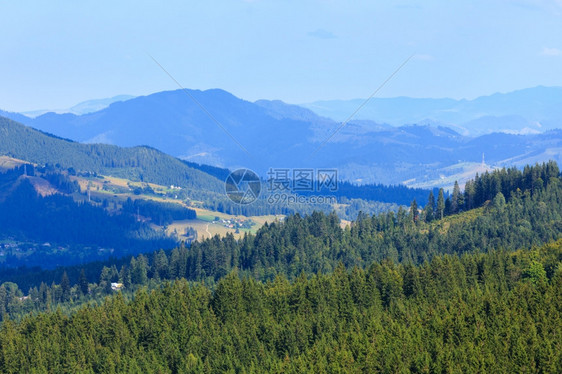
[415,160,560,222]
[2,161,562,321]
[0,240,560,372]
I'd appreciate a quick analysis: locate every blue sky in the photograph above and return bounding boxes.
[1,0,561,112]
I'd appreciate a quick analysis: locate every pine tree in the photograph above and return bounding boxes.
[424,191,435,222]
[100,266,113,294]
[131,255,148,286]
[119,265,132,289]
[60,271,70,302]
[437,188,445,220]
[39,282,49,306]
[0,286,6,319]
[79,269,89,295]
[464,180,475,210]
[410,199,419,223]
[452,181,463,213]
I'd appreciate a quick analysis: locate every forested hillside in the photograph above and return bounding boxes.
[1,159,561,372]
[0,240,560,372]
[0,176,177,267]
[0,116,223,192]
[2,162,562,323]
[0,116,431,218]
[3,1,561,372]
[108,161,562,284]
[0,163,560,372]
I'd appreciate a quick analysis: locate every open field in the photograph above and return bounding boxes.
[0,156,28,172]
[168,209,283,240]
[71,173,284,241]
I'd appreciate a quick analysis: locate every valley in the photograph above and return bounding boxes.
[2,102,562,373]
[1,161,562,372]
[71,171,279,240]
[2,1,562,371]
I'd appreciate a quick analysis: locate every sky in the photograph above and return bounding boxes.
[1,0,561,112]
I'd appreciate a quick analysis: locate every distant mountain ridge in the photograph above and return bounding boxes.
[301,86,562,135]
[2,87,562,188]
[20,95,135,118]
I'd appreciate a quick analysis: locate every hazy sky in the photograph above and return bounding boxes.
[1,0,561,111]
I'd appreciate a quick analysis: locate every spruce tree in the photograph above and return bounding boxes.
[410,199,419,223]
[437,188,445,220]
[60,271,70,302]
[424,191,435,222]
[79,269,89,295]
[452,181,462,213]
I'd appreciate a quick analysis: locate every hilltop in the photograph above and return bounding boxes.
[0,116,224,192]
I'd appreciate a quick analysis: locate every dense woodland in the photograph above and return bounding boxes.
[432,161,561,218]
[0,116,224,192]
[1,162,562,316]
[302,180,431,206]
[122,198,196,226]
[102,162,562,287]
[1,146,562,371]
[0,240,560,372]
[0,171,177,268]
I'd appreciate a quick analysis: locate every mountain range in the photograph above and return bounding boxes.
[302,86,562,136]
[20,95,135,118]
[1,87,562,189]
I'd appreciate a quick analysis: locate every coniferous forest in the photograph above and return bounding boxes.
[0,162,561,372]
[2,1,562,371]
[0,242,561,372]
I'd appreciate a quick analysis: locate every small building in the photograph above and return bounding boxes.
[111,282,124,291]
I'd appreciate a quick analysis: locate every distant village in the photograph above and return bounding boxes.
[213,217,255,230]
